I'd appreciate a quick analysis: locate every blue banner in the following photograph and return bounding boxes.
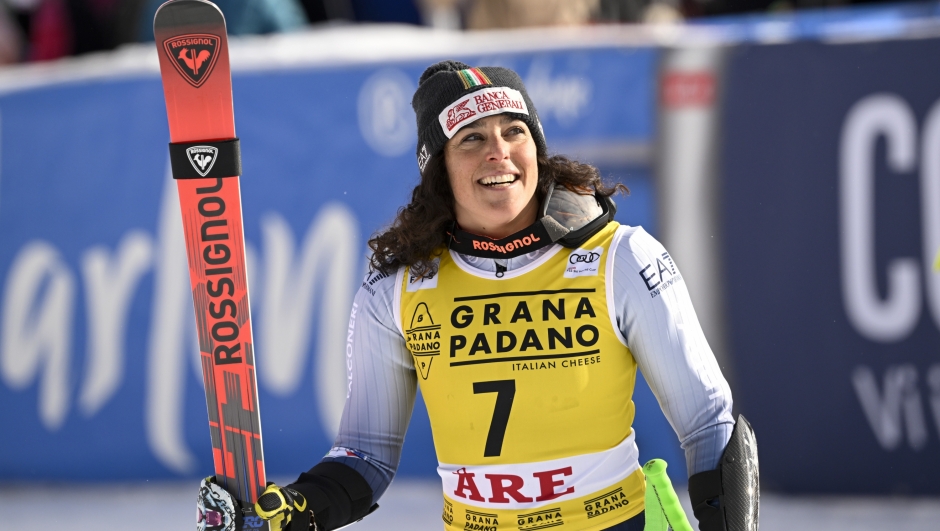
[0,47,672,482]
[720,38,940,494]
[693,2,940,43]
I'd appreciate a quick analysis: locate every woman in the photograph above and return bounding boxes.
[197,61,758,531]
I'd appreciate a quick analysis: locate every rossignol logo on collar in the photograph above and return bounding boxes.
[565,247,603,278]
[472,233,541,255]
[438,87,529,138]
[186,145,218,177]
[449,223,552,259]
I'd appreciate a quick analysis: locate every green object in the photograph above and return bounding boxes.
[643,459,694,531]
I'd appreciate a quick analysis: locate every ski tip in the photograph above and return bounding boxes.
[154,0,226,31]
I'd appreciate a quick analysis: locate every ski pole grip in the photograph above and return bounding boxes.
[169,137,242,179]
[643,459,694,531]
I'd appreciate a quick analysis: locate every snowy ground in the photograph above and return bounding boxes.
[3,479,940,530]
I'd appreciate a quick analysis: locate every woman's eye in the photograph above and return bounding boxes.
[461,133,483,143]
[507,126,525,136]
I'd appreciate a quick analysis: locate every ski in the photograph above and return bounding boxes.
[154,0,267,524]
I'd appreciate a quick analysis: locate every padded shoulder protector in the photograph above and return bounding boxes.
[688,415,759,531]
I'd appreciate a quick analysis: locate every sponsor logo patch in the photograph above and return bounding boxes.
[417,143,431,172]
[326,446,366,459]
[407,258,440,292]
[445,99,476,132]
[517,507,564,531]
[638,251,682,299]
[450,465,575,506]
[360,270,389,297]
[583,487,629,519]
[242,516,264,529]
[186,145,218,177]
[564,247,603,278]
[438,87,529,138]
[163,34,221,88]
[464,508,500,531]
[442,499,454,526]
[471,232,542,255]
[405,302,440,379]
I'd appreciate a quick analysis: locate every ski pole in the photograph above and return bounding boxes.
[643,459,694,531]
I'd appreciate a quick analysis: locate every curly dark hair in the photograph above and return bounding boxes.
[368,153,627,277]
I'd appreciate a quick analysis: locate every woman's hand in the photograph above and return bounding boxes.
[255,482,311,530]
[197,477,313,531]
[196,476,239,531]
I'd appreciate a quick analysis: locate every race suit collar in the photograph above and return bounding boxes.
[445,185,615,259]
[446,221,553,259]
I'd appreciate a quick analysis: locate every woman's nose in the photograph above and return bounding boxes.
[485,135,510,160]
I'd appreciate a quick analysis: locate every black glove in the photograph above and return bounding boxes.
[197,477,313,531]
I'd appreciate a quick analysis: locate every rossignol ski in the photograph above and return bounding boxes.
[154,1,267,526]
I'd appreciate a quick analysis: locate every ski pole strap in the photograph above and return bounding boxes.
[643,459,694,531]
[169,138,242,179]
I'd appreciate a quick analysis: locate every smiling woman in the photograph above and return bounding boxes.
[196,60,753,531]
[367,61,625,279]
[444,115,540,238]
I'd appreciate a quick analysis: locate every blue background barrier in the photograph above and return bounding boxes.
[692,1,940,43]
[720,37,940,494]
[0,47,685,482]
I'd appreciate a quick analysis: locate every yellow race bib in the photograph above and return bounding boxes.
[399,223,645,531]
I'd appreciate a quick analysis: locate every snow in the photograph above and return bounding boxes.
[2,479,939,530]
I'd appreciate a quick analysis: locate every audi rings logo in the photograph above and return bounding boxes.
[565,247,603,278]
[569,252,600,264]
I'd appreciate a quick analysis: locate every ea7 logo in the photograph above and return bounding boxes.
[186,146,218,177]
[639,252,682,298]
[417,143,430,172]
[162,34,221,88]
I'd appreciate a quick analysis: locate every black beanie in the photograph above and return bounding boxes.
[412,60,547,175]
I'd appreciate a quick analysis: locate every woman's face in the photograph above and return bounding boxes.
[444,114,539,239]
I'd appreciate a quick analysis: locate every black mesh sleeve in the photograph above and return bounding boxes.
[287,461,377,531]
[688,468,723,530]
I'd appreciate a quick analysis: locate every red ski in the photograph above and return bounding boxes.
[154,0,267,518]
